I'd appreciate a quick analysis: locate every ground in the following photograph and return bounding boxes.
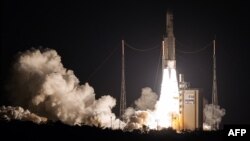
[0,120,231,141]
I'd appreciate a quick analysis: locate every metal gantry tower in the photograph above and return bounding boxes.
[120,40,126,121]
[212,39,219,130]
[212,39,218,106]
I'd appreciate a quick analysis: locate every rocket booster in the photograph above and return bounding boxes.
[163,9,176,69]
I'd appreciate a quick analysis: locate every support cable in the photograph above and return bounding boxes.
[176,40,212,54]
[87,47,118,81]
[153,48,162,91]
[125,41,160,52]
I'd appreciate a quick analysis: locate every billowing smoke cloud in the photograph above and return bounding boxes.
[5,49,123,129]
[203,104,226,130]
[124,110,152,131]
[124,87,158,131]
[0,106,47,124]
[135,87,158,111]
[1,48,227,132]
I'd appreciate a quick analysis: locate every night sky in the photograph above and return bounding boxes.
[1,0,249,125]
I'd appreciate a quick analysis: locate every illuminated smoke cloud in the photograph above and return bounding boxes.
[124,88,158,131]
[134,87,158,111]
[0,106,47,124]
[6,49,123,129]
[124,110,152,131]
[2,48,227,132]
[203,104,225,130]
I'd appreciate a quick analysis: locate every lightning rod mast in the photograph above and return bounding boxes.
[120,40,126,122]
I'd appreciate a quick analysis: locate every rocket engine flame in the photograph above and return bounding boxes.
[148,68,180,129]
[156,68,179,129]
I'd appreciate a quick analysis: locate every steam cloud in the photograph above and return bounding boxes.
[4,49,123,129]
[0,106,47,124]
[134,87,158,111]
[124,87,158,131]
[203,104,226,130]
[0,48,226,132]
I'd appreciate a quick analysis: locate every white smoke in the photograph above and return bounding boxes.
[124,87,158,131]
[5,48,227,132]
[203,104,226,130]
[135,87,158,111]
[7,49,123,129]
[123,107,135,121]
[124,110,153,131]
[0,106,47,124]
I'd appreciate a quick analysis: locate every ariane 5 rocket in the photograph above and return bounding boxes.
[162,9,176,69]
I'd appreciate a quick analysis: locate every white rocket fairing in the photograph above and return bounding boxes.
[162,9,176,69]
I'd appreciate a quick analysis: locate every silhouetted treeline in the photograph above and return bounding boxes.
[0,120,224,141]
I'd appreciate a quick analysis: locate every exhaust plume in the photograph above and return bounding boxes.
[124,110,153,131]
[203,104,225,130]
[135,87,158,110]
[124,87,158,131]
[0,106,47,124]
[7,49,122,129]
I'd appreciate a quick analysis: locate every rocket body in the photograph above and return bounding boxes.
[163,10,176,69]
[157,9,180,130]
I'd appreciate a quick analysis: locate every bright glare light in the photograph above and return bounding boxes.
[149,68,180,129]
[203,123,212,131]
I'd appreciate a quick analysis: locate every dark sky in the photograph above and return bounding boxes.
[1,0,249,124]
